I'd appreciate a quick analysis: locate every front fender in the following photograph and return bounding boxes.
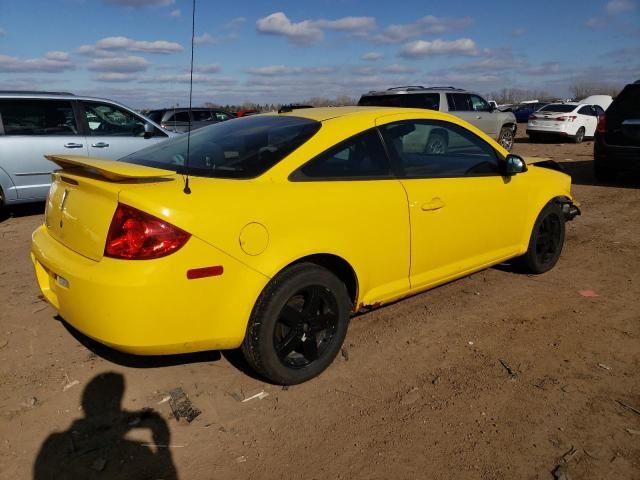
[0,166,17,204]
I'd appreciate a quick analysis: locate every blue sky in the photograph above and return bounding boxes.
[0,0,638,108]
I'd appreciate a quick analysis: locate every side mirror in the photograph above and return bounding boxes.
[143,123,156,139]
[504,154,527,176]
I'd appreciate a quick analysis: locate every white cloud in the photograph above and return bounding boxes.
[400,38,478,58]
[382,63,419,74]
[88,55,150,73]
[316,16,376,32]
[225,17,246,30]
[246,65,335,76]
[168,9,180,18]
[524,63,562,75]
[78,36,183,55]
[585,17,607,28]
[139,74,236,85]
[93,72,140,82]
[256,12,376,45]
[606,0,636,14]
[194,33,216,45]
[374,16,472,43]
[195,63,222,73]
[103,0,174,7]
[362,52,384,61]
[0,51,74,73]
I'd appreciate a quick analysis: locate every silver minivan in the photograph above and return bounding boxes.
[0,91,177,208]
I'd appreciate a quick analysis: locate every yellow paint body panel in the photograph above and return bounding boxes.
[31,107,574,355]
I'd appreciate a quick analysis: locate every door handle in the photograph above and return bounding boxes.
[64,143,84,149]
[91,142,110,148]
[421,198,446,211]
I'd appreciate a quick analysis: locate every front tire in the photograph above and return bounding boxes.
[241,263,351,385]
[498,126,514,150]
[518,202,566,274]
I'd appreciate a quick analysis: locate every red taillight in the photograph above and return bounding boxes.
[105,204,190,260]
[596,113,606,133]
[556,116,577,122]
[529,114,538,120]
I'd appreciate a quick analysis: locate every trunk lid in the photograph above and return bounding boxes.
[44,155,176,261]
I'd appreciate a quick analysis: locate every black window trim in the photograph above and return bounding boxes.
[378,119,506,180]
[289,127,397,182]
[0,98,82,137]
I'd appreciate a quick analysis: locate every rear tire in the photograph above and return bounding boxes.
[573,127,585,144]
[518,202,566,274]
[498,126,514,150]
[241,263,351,385]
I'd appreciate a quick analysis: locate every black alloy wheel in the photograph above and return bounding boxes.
[534,214,562,266]
[242,263,351,385]
[518,202,566,274]
[274,285,340,368]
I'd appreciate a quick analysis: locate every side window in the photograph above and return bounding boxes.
[167,111,191,123]
[0,100,78,135]
[292,129,391,180]
[215,111,232,121]
[192,110,213,121]
[469,94,490,112]
[578,106,593,116]
[447,93,472,112]
[83,102,146,137]
[379,120,500,178]
[594,105,605,116]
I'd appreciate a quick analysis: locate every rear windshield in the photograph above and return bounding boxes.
[609,84,640,116]
[358,93,440,110]
[121,115,321,179]
[539,104,576,113]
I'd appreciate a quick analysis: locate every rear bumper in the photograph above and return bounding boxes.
[31,225,268,355]
[594,135,640,170]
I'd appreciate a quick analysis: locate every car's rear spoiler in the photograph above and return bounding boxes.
[45,155,175,181]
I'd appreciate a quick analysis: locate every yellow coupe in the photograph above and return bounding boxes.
[31,107,579,384]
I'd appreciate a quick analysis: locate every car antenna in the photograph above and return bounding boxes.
[183,0,196,195]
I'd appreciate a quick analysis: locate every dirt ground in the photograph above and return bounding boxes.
[1,130,639,480]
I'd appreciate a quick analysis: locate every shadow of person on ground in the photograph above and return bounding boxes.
[33,372,179,480]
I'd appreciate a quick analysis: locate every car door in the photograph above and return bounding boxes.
[469,94,498,137]
[289,128,411,305]
[0,98,87,201]
[377,116,528,291]
[578,106,598,136]
[79,100,169,160]
[447,93,496,137]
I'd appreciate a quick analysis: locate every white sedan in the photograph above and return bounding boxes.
[527,103,605,143]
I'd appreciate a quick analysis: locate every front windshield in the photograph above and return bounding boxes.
[121,115,321,179]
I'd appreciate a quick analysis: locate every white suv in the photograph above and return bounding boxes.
[358,86,518,150]
[0,91,176,208]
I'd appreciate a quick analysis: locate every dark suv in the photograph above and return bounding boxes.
[594,80,640,180]
[358,86,517,150]
[146,107,235,133]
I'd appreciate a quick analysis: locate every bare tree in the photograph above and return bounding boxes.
[569,79,622,99]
